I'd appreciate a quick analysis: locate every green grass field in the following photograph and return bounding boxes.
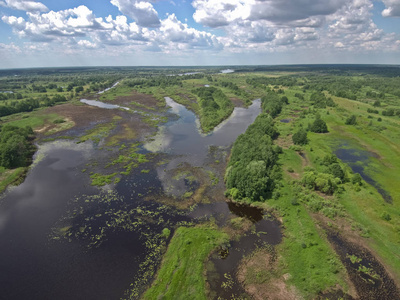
[142,226,229,300]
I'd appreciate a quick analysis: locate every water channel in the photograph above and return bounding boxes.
[0,96,283,299]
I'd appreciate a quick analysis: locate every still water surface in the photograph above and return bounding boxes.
[0,97,278,299]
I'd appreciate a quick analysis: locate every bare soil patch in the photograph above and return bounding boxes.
[276,134,293,149]
[237,249,299,300]
[44,103,117,129]
[177,93,198,105]
[40,102,155,141]
[230,97,245,107]
[112,91,161,109]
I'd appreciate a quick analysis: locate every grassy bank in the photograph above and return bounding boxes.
[0,167,26,194]
[142,225,229,300]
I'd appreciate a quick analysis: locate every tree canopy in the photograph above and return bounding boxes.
[0,125,35,168]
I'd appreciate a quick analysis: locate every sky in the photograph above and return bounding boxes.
[0,0,400,68]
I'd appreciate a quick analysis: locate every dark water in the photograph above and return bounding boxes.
[327,230,400,299]
[334,143,392,203]
[280,118,291,123]
[0,142,141,300]
[207,206,282,299]
[0,97,274,299]
[145,97,261,166]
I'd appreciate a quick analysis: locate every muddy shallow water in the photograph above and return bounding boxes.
[0,96,281,300]
[334,142,392,203]
[326,230,400,299]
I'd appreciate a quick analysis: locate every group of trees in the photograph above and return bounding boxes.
[0,125,35,168]
[225,114,281,202]
[310,91,336,108]
[261,91,287,118]
[0,92,23,101]
[382,108,400,116]
[246,76,298,88]
[302,154,346,195]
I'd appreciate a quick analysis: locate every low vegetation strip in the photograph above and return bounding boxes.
[142,226,229,300]
[193,87,234,132]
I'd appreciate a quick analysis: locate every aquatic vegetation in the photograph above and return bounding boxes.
[78,121,117,144]
[206,170,219,186]
[90,172,118,186]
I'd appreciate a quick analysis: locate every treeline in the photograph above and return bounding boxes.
[125,76,183,88]
[225,114,281,202]
[0,92,23,100]
[0,94,66,117]
[0,125,35,168]
[125,74,205,89]
[193,87,234,132]
[246,76,298,88]
[309,92,336,108]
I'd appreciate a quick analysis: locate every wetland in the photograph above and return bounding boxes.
[0,65,399,299]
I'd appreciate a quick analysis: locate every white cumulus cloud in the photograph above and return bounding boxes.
[1,0,48,12]
[110,0,160,27]
[381,0,400,17]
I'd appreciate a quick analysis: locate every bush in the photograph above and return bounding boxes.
[382,109,394,116]
[310,117,328,133]
[292,128,308,145]
[53,119,66,124]
[328,163,345,181]
[345,115,357,125]
[162,228,171,239]
[351,173,362,185]
[381,212,391,221]
[373,100,381,107]
[302,171,340,194]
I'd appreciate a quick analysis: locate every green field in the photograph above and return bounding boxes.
[142,226,229,300]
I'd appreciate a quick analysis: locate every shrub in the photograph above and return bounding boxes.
[345,115,357,125]
[53,119,66,124]
[328,163,345,181]
[310,117,328,133]
[292,128,308,145]
[373,100,381,107]
[302,171,340,194]
[162,228,171,238]
[381,212,391,221]
[351,173,362,185]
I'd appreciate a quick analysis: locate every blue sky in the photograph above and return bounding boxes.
[0,0,399,68]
